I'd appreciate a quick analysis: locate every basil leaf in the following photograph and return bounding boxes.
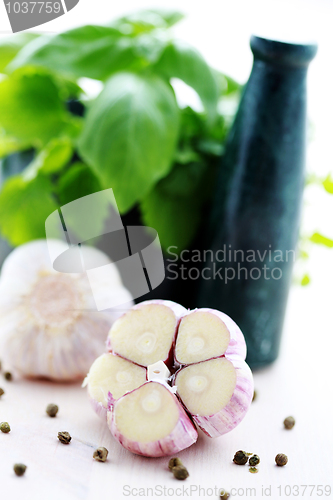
[9,26,147,80]
[140,186,202,252]
[0,67,68,145]
[57,162,101,206]
[57,162,107,241]
[0,129,29,159]
[23,137,73,180]
[0,175,57,246]
[155,40,219,122]
[111,9,184,35]
[78,72,180,213]
[0,33,39,73]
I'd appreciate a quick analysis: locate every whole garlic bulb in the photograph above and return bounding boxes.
[0,239,133,381]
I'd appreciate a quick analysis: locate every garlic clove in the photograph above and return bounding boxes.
[107,300,187,368]
[175,308,246,365]
[108,381,198,457]
[85,353,147,419]
[174,355,253,438]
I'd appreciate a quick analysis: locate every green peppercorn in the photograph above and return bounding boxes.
[283,416,295,429]
[249,466,258,473]
[172,465,189,480]
[4,372,12,381]
[233,450,248,465]
[220,491,230,499]
[14,463,27,476]
[275,453,288,466]
[168,457,183,470]
[0,388,4,397]
[46,403,59,417]
[58,431,71,444]
[249,454,260,466]
[93,447,108,462]
[0,421,10,433]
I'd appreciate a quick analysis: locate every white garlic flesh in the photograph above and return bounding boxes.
[0,239,133,381]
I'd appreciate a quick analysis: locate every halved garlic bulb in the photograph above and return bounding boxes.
[0,239,133,380]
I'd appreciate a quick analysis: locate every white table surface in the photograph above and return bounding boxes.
[1,269,332,500]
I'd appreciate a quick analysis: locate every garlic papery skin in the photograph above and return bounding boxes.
[0,239,133,381]
[107,381,198,457]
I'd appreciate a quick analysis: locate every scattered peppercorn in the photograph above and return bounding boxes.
[245,452,253,457]
[172,465,189,480]
[4,371,12,381]
[283,416,295,430]
[93,447,108,462]
[220,491,230,500]
[0,421,10,433]
[14,463,27,476]
[275,453,288,466]
[168,457,183,470]
[46,403,59,418]
[249,454,260,466]
[58,431,71,444]
[252,390,257,401]
[0,388,4,397]
[233,450,248,465]
[249,467,258,473]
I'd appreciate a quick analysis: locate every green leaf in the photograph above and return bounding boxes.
[0,175,57,246]
[174,147,200,165]
[110,9,184,35]
[141,187,202,252]
[132,32,169,64]
[23,138,73,181]
[155,40,219,122]
[57,162,101,206]
[158,162,206,198]
[0,33,39,73]
[9,26,149,81]
[57,163,108,242]
[140,160,207,251]
[0,67,68,145]
[214,70,242,96]
[0,129,29,158]
[309,232,333,248]
[78,72,180,213]
[301,274,310,286]
[197,138,224,156]
[322,174,333,194]
[57,78,83,100]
